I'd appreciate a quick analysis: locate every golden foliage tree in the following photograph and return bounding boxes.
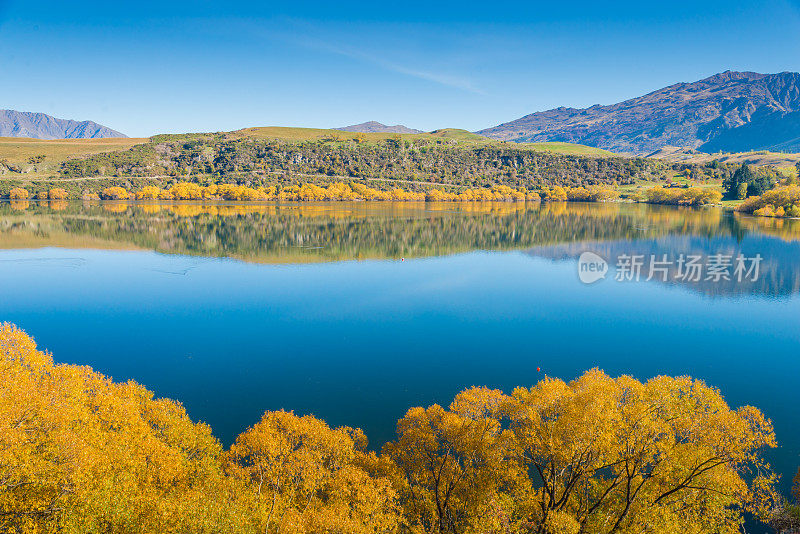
[100,186,130,200]
[384,372,777,534]
[0,323,246,534]
[8,187,29,200]
[645,186,722,206]
[505,370,777,533]
[226,410,399,534]
[47,188,68,200]
[383,387,518,534]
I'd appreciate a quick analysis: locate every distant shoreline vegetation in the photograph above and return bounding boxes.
[4,182,625,203]
[4,181,723,207]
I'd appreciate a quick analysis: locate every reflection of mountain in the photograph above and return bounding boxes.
[529,236,800,298]
[2,201,800,298]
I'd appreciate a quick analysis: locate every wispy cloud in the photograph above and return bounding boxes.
[196,17,486,94]
[315,41,485,94]
[270,24,484,94]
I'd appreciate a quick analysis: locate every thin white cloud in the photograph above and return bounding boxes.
[276,27,484,94]
[194,17,486,94]
[318,41,485,94]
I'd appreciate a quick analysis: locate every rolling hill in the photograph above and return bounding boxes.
[0,110,126,140]
[479,71,800,154]
[232,126,613,155]
[335,121,423,134]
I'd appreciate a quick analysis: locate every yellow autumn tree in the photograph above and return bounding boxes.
[100,186,129,200]
[540,186,567,202]
[383,387,518,534]
[0,323,249,534]
[135,185,162,200]
[226,410,400,534]
[48,188,68,200]
[8,187,29,200]
[505,369,778,534]
[169,181,205,200]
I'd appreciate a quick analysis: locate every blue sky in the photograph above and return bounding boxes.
[1,0,800,137]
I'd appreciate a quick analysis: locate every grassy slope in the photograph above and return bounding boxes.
[0,137,148,178]
[648,146,800,173]
[231,126,616,156]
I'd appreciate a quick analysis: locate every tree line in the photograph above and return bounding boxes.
[1,323,794,534]
[4,182,623,204]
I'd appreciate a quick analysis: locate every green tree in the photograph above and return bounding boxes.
[748,169,773,197]
[736,182,748,200]
[724,163,754,199]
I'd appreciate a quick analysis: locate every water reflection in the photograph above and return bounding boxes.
[529,237,800,298]
[2,200,800,297]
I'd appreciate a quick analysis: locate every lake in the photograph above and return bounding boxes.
[1,199,799,510]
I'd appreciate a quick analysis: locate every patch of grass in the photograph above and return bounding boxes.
[516,141,615,157]
[230,126,432,145]
[649,146,800,169]
[0,137,148,179]
[231,126,616,157]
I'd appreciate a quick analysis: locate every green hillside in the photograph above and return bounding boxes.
[231,126,613,156]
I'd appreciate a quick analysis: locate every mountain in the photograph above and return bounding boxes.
[0,110,126,139]
[335,121,423,134]
[478,71,800,154]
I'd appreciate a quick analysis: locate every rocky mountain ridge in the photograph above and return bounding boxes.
[0,109,126,139]
[479,71,800,154]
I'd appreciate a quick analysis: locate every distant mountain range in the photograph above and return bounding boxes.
[479,71,800,154]
[0,110,126,139]
[336,121,423,134]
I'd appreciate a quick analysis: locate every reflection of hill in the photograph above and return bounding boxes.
[2,201,800,274]
[529,236,800,298]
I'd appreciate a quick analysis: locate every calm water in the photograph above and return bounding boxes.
[2,200,799,508]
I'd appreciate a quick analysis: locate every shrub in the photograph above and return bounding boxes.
[541,185,568,201]
[100,186,130,200]
[736,185,800,217]
[8,188,29,200]
[135,186,162,200]
[565,186,619,202]
[48,188,68,200]
[753,205,776,217]
[644,186,721,206]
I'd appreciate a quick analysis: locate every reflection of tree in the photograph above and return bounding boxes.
[2,201,800,272]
